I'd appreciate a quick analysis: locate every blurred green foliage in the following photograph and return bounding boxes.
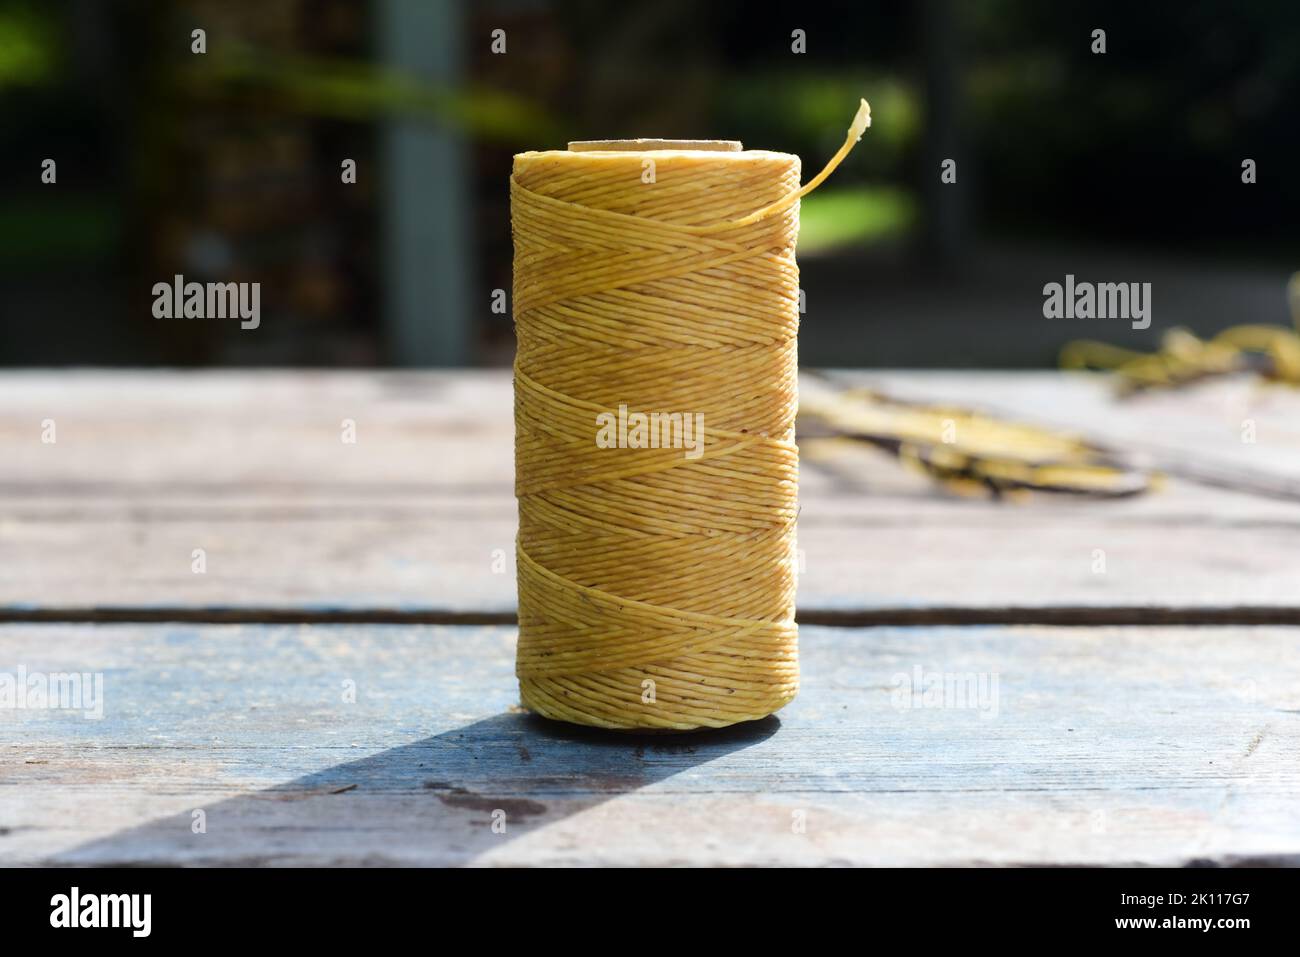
[0,197,119,264]
[179,46,564,144]
[799,186,916,255]
[965,0,1300,250]
[0,2,58,90]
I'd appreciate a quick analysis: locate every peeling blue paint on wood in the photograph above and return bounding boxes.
[3,624,1297,866]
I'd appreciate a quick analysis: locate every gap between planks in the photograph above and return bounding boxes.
[5,605,1300,626]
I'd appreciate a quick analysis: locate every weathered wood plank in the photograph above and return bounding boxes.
[2,623,1297,866]
[0,371,512,489]
[4,372,1300,615]
[6,485,1300,615]
[9,369,1298,488]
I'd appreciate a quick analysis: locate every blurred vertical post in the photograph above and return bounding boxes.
[919,0,965,268]
[377,0,471,365]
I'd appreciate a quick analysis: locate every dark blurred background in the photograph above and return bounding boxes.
[0,0,1295,368]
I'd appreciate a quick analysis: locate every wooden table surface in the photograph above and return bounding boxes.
[3,370,1299,866]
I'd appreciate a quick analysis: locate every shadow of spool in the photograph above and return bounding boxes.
[53,711,780,866]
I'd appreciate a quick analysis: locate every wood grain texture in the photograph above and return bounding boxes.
[3,371,1300,616]
[2,623,1297,866]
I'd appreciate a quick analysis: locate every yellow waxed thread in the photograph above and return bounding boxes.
[511,100,871,731]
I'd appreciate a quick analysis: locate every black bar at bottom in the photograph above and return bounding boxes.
[0,866,1290,943]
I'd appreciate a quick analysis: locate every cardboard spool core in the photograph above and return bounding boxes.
[568,139,743,152]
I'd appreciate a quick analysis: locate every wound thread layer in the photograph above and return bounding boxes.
[510,102,868,731]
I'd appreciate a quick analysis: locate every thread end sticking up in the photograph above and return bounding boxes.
[848,98,872,143]
[684,97,875,233]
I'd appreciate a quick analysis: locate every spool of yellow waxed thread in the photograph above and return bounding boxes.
[510,100,871,731]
